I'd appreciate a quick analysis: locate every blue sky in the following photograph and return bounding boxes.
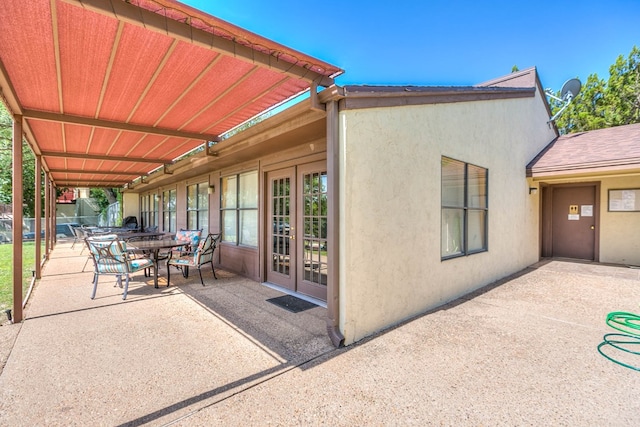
[184,0,639,93]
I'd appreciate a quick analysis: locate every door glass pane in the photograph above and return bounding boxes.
[441,208,464,257]
[301,170,328,287]
[271,177,290,275]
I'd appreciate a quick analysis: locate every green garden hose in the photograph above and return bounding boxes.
[606,311,640,336]
[597,333,640,371]
[598,312,640,371]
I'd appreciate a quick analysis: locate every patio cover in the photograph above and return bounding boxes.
[0,0,342,188]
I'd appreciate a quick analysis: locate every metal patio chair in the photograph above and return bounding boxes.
[167,233,221,286]
[86,236,154,300]
[71,226,87,251]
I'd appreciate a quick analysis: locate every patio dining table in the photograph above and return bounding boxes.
[116,232,168,241]
[126,239,184,289]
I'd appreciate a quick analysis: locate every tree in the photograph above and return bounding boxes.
[0,102,39,217]
[553,46,640,134]
[604,46,640,126]
[90,188,121,215]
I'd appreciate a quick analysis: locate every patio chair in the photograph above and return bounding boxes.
[86,236,154,300]
[169,229,202,259]
[70,226,87,251]
[167,233,221,286]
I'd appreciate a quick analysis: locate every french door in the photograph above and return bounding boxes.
[266,162,328,301]
[267,168,296,290]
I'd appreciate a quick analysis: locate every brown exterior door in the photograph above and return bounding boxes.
[551,185,596,260]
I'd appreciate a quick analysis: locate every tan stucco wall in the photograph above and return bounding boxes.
[599,176,640,266]
[339,94,557,344]
[122,193,139,223]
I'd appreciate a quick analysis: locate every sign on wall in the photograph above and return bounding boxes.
[608,189,640,212]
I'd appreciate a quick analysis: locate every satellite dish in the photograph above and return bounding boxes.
[546,77,582,122]
[560,78,582,102]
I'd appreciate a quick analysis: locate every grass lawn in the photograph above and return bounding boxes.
[0,243,42,313]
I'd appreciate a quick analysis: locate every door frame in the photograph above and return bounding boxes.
[261,155,329,301]
[541,182,600,261]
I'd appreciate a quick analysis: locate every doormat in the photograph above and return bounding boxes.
[267,295,318,313]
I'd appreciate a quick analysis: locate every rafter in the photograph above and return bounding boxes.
[22,109,219,141]
[48,168,149,176]
[54,180,129,187]
[40,150,168,164]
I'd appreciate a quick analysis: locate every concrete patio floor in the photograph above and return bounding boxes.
[1,240,639,426]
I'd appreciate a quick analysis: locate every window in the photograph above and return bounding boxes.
[441,157,488,259]
[221,171,258,247]
[187,183,209,233]
[163,189,176,233]
[140,194,158,229]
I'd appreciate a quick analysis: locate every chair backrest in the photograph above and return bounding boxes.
[86,237,129,273]
[175,229,202,248]
[194,233,221,264]
[72,226,85,239]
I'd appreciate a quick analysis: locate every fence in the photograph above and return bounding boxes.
[0,201,122,243]
[0,215,100,243]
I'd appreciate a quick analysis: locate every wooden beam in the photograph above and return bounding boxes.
[22,109,219,142]
[55,179,131,187]
[61,0,336,87]
[34,155,42,280]
[0,58,22,116]
[12,115,23,323]
[48,168,150,176]
[40,150,168,164]
[309,81,325,112]
[44,173,51,257]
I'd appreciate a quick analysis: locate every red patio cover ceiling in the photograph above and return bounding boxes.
[0,0,342,188]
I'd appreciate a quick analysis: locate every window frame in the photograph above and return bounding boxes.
[441,156,488,260]
[162,188,177,233]
[139,193,159,230]
[186,182,209,233]
[220,170,258,247]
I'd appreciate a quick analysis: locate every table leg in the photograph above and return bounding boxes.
[153,249,159,289]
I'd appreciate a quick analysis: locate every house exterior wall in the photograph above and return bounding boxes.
[338,93,556,344]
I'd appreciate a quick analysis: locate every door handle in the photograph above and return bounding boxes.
[590,225,595,230]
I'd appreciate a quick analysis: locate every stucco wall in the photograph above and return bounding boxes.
[122,193,139,223]
[597,176,640,266]
[339,94,557,344]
